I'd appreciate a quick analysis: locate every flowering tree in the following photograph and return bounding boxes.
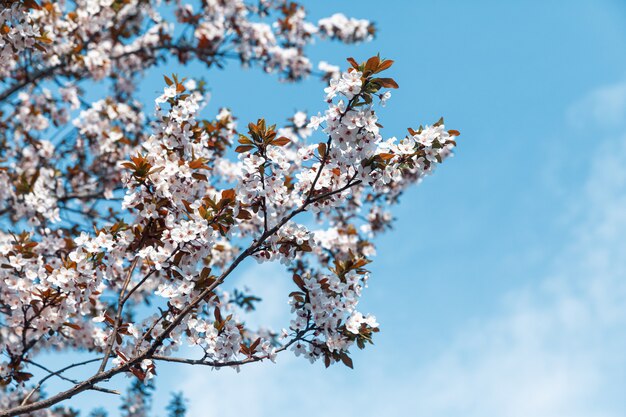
[0,0,459,415]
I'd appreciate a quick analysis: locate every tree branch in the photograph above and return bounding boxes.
[97,256,139,374]
[0,178,362,417]
[151,327,310,368]
[21,359,119,406]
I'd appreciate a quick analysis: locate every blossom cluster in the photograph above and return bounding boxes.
[0,0,375,96]
[0,1,459,415]
[317,13,375,44]
[0,62,457,413]
[0,1,45,78]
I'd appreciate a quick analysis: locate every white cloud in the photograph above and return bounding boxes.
[398,89,626,417]
[568,80,626,129]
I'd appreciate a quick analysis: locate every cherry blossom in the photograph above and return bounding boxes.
[0,1,459,416]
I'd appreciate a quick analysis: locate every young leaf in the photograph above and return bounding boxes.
[376,78,399,89]
[340,353,354,369]
[235,145,254,153]
[318,142,327,159]
[272,137,291,147]
[376,59,394,73]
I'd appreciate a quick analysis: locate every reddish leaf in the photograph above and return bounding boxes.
[13,372,33,382]
[340,353,354,369]
[292,274,306,291]
[377,153,395,161]
[272,137,291,147]
[235,145,254,153]
[238,135,252,145]
[214,307,223,323]
[222,189,236,201]
[376,78,399,89]
[181,199,194,213]
[236,209,252,220]
[365,56,380,73]
[376,59,394,72]
[129,367,146,381]
[63,322,81,330]
[318,143,327,159]
[188,159,207,169]
[23,0,41,10]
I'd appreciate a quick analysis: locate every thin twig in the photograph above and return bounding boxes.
[97,256,139,374]
[20,358,118,406]
[151,327,310,368]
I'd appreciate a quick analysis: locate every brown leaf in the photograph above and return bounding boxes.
[36,35,52,44]
[292,274,306,291]
[222,189,236,201]
[129,367,146,381]
[377,153,395,161]
[238,135,252,145]
[340,353,354,369]
[200,267,212,281]
[13,372,33,382]
[214,307,223,323]
[23,0,41,10]
[376,78,399,89]
[272,137,291,147]
[365,56,380,73]
[235,145,254,153]
[191,173,207,181]
[318,143,327,159]
[188,159,207,169]
[376,59,394,72]
[181,200,194,213]
[250,337,261,352]
[248,122,260,136]
[236,209,252,220]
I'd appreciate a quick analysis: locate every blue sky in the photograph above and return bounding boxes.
[39,1,626,415]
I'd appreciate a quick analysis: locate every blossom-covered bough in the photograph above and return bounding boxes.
[0,0,459,415]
